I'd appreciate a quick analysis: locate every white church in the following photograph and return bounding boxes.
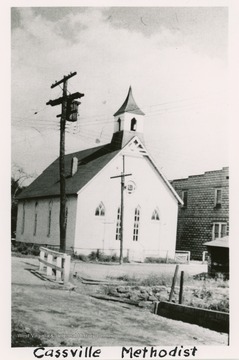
[16,87,182,261]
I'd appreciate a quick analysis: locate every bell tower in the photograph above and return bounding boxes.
[111,86,145,149]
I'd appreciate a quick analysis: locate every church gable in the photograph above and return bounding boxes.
[122,136,182,204]
[124,137,147,156]
[74,135,182,206]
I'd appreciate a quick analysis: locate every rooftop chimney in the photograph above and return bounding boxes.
[71,157,78,176]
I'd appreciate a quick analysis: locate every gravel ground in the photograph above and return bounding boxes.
[11,256,228,347]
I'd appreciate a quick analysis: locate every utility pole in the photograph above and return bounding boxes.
[46,72,84,253]
[110,155,132,264]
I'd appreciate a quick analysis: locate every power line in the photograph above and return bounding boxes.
[12,91,224,125]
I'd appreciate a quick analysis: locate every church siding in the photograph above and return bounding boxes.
[74,154,122,255]
[16,196,77,251]
[73,151,178,260]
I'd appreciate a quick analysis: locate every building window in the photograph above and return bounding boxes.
[47,201,53,237]
[118,118,121,131]
[21,202,25,235]
[115,207,121,240]
[33,201,38,236]
[182,190,188,208]
[130,118,137,131]
[95,202,105,216]
[133,206,140,241]
[215,188,222,208]
[151,208,160,221]
[212,222,228,240]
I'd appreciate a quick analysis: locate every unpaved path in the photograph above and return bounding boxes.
[12,256,227,347]
[72,260,208,281]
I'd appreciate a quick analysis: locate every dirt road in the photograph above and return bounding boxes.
[72,259,208,281]
[12,256,227,347]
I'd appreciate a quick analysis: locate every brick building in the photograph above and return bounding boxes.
[171,167,229,260]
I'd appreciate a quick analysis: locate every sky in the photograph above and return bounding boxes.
[11,6,229,182]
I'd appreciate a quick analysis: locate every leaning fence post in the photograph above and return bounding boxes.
[46,253,53,276]
[63,254,71,283]
[179,270,184,304]
[39,248,45,272]
[56,256,62,281]
[169,264,179,302]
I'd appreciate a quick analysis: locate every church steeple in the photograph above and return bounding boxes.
[111,87,145,149]
[114,86,145,117]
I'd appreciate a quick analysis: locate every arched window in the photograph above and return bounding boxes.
[21,201,25,235]
[151,208,160,221]
[95,202,105,216]
[133,205,140,241]
[130,118,137,131]
[115,207,121,240]
[47,201,53,237]
[33,201,38,236]
[118,118,121,131]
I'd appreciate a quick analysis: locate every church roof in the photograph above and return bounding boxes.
[17,143,121,200]
[17,135,182,205]
[114,86,145,116]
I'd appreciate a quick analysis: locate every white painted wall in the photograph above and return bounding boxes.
[74,149,178,260]
[16,196,77,251]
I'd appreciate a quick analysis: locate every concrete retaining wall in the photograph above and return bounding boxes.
[155,301,229,333]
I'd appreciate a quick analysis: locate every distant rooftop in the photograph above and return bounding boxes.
[204,236,229,248]
[171,166,229,183]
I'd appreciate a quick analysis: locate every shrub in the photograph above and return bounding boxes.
[98,253,112,262]
[11,242,41,257]
[75,251,129,263]
[207,298,229,312]
[30,245,40,256]
[73,253,89,262]
[145,257,177,264]
[140,273,168,287]
[17,243,29,254]
[192,287,212,300]
[88,251,98,261]
[145,257,166,263]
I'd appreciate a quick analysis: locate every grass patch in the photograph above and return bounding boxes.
[105,272,229,313]
[107,273,171,286]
